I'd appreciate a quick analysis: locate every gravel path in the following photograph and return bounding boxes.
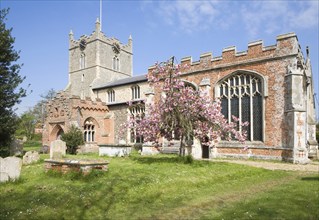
[216,159,319,173]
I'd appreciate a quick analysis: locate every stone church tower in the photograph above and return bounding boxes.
[42,19,133,151]
[65,18,133,99]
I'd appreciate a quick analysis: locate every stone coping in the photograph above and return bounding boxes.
[44,159,109,166]
[99,144,133,148]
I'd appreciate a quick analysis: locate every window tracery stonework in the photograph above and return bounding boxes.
[219,73,263,141]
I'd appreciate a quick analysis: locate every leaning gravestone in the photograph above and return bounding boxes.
[0,156,23,183]
[50,140,66,159]
[23,151,40,165]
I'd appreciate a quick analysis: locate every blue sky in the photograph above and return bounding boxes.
[1,0,319,118]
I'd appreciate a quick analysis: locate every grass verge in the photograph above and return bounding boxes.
[0,154,318,219]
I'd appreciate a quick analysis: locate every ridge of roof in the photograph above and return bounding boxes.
[93,74,147,90]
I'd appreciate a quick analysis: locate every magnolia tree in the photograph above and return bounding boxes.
[128,61,247,156]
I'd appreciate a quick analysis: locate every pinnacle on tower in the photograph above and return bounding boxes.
[95,18,101,32]
[69,30,74,40]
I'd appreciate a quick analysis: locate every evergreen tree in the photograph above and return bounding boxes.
[0,9,26,156]
[61,125,84,155]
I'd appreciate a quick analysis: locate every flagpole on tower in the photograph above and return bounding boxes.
[100,0,102,31]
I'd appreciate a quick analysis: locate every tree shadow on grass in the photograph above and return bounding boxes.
[130,155,184,164]
[1,165,173,220]
[0,171,133,220]
[130,155,212,167]
[301,176,319,181]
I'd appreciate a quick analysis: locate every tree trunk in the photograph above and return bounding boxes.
[179,134,185,156]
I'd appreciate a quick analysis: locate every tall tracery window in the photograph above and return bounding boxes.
[80,53,86,69]
[84,120,95,142]
[129,105,145,143]
[131,85,140,100]
[112,56,120,71]
[107,89,115,103]
[219,73,263,141]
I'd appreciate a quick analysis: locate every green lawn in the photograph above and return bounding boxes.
[1,154,318,220]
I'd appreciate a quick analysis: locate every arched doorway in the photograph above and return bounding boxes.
[57,129,64,140]
[50,124,64,142]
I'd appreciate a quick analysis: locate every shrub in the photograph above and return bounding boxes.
[61,125,84,154]
[184,154,194,164]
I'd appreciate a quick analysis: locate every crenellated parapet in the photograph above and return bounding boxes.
[69,19,132,54]
[174,33,300,73]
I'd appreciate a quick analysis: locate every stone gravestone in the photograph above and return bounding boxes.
[39,145,49,154]
[0,156,23,183]
[10,139,24,156]
[50,140,66,159]
[23,151,40,165]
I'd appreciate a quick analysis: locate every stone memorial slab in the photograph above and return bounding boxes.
[23,151,40,165]
[39,145,49,154]
[50,140,66,159]
[0,156,22,182]
[10,139,23,156]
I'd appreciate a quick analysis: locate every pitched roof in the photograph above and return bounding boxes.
[93,74,148,90]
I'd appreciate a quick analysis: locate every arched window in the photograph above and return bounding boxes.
[107,89,115,103]
[84,120,95,143]
[131,85,140,100]
[218,72,263,141]
[112,56,120,71]
[80,53,86,69]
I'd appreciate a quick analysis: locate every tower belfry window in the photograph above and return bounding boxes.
[112,56,120,71]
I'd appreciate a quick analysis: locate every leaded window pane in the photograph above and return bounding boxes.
[241,95,251,141]
[231,97,239,140]
[231,97,239,119]
[253,95,263,141]
[221,98,228,119]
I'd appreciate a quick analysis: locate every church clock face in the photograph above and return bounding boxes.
[79,39,87,51]
[112,42,121,54]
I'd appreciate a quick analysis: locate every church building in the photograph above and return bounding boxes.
[42,19,318,163]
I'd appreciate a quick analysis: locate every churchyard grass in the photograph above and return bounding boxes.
[23,140,42,152]
[0,153,318,219]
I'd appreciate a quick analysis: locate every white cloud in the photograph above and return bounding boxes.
[157,0,221,33]
[141,1,318,36]
[240,1,319,37]
[288,1,319,29]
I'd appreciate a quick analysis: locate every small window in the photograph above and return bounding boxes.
[84,121,95,143]
[80,53,86,69]
[107,90,115,103]
[131,85,140,100]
